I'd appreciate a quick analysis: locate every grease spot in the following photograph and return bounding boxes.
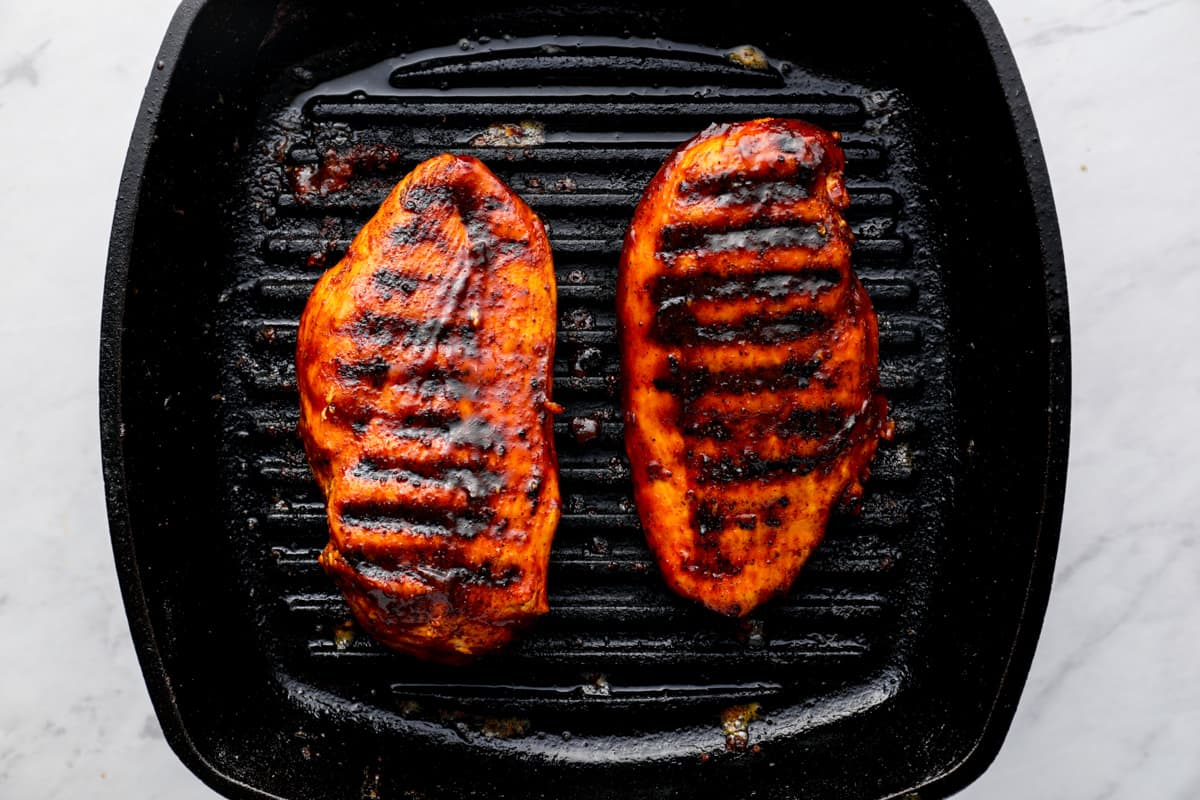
[725,44,769,70]
[721,703,760,751]
[469,121,545,148]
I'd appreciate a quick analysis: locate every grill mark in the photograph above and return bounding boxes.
[387,215,530,258]
[682,405,846,443]
[401,375,474,403]
[334,352,476,391]
[392,219,529,267]
[688,499,750,578]
[335,354,391,388]
[337,502,492,539]
[351,390,460,426]
[321,377,464,427]
[681,418,734,442]
[399,181,455,214]
[652,270,843,313]
[775,407,850,439]
[654,358,823,399]
[343,553,524,589]
[683,412,855,466]
[679,174,814,204]
[373,434,489,471]
[351,458,505,499]
[389,214,448,247]
[372,267,420,297]
[374,185,500,377]
[399,408,462,429]
[681,377,854,427]
[685,401,870,484]
[658,223,827,254]
[400,320,478,349]
[662,242,850,278]
[679,131,827,184]
[347,310,476,349]
[690,451,828,485]
[654,305,831,345]
[349,310,414,346]
[387,415,506,455]
[329,360,478,428]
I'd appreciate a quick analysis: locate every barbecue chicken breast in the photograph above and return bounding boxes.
[619,118,891,617]
[297,154,559,663]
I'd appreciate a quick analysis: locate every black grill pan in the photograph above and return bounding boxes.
[101,1,1069,798]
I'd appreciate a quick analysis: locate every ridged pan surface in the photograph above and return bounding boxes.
[220,34,956,751]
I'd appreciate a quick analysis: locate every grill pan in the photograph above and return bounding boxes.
[100,1,1069,798]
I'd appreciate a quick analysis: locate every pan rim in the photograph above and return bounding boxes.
[99,1,282,798]
[907,0,1071,797]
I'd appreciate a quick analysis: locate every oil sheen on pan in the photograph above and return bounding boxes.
[618,118,892,617]
[296,154,560,664]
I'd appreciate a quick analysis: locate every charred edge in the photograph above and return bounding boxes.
[653,358,824,400]
[654,306,832,346]
[657,222,828,254]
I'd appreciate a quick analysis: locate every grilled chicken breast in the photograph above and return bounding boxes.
[619,118,891,617]
[296,154,559,663]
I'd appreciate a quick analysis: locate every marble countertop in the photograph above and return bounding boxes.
[1,0,1196,797]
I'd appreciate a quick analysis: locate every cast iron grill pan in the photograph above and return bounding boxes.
[102,3,1068,799]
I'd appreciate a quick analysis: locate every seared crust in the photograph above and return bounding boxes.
[297,154,559,663]
[619,119,890,617]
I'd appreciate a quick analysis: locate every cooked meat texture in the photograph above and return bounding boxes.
[296,154,559,663]
[619,118,891,617]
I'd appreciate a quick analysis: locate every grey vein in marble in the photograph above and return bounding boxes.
[0,40,49,89]
[1016,0,1185,45]
[1021,529,1188,724]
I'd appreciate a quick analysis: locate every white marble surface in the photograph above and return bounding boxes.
[1,0,1197,797]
